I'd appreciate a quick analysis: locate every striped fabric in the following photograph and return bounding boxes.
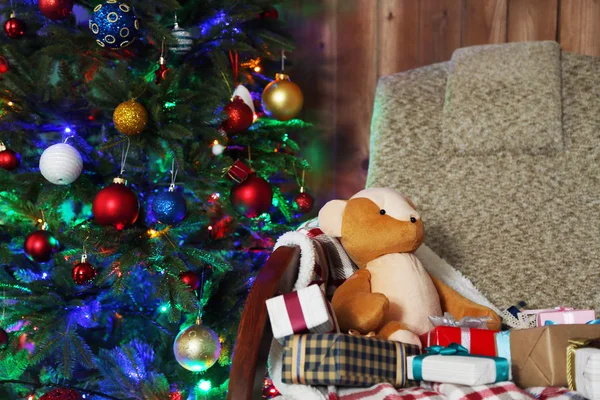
[281,333,420,388]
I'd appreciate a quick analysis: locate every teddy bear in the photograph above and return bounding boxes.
[318,187,501,346]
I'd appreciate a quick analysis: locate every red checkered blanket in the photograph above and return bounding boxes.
[322,382,585,400]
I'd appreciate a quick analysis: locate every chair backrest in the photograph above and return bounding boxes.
[367,42,600,312]
[227,246,301,400]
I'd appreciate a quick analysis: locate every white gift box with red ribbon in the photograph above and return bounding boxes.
[266,284,339,343]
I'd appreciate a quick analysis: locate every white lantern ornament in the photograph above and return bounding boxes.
[39,142,83,185]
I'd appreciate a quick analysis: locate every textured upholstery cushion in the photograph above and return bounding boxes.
[442,42,563,155]
[367,43,600,311]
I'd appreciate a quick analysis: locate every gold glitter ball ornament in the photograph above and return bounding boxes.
[261,73,304,121]
[113,99,148,135]
[173,322,221,372]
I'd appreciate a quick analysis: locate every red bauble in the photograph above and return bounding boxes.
[230,174,273,218]
[40,388,82,400]
[155,63,170,84]
[0,56,9,74]
[259,7,279,20]
[72,262,97,284]
[24,230,59,263]
[93,178,139,230]
[179,271,200,290]
[294,191,314,213]
[0,328,8,349]
[222,97,254,134]
[4,14,26,39]
[39,0,74,20]
[0,144,20,170]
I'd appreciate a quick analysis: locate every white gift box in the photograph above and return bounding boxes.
[407,355,508,386]
[266,284,338,343]
[575,347,600,399]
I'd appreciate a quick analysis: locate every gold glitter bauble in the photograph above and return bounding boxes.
[113,99,148,136]
[173,323,221,372]
[261,73,303,121]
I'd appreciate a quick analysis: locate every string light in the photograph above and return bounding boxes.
[147,227,170,238]
[212,140,225,156]
[7,101,14,107]
[241,57,261,73]
[64,127,72,134]
[198,380,211,392]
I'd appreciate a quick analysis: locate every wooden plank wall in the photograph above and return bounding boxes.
[286,0,600,201]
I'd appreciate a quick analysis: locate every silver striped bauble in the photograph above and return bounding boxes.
[39,143,83,185]
[169,23,192,55]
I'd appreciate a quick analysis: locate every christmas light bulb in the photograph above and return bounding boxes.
[198,380,212,392]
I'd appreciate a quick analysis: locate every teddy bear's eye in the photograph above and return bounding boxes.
[379,209,386,215]
[410,217,417,223]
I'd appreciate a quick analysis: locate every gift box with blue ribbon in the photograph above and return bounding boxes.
[407,343,511,386]
[281,333,421,387]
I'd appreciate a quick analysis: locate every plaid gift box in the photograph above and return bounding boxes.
[282,333,421,387]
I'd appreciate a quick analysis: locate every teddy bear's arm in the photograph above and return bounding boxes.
[428,274,502,330]
[332,269,390,334]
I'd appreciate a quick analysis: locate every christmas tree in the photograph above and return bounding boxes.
[0,1,315,398]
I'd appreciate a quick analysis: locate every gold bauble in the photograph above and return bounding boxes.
[261,73,304,121]
[173,322,221,372]
[113,99,148,136]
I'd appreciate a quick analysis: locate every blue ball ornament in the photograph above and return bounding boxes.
[89,0,139,49]
[152,190,187,225]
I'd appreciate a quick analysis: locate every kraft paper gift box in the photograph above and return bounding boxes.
[406,344,510,386]
[523,307,596,327]
[509,324,600,387]
[281,333,421,387]
[266,284,338,343]
[567,338,600,399]
[420,326,499,357]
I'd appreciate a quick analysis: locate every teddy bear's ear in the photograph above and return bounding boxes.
[318,200,347,238]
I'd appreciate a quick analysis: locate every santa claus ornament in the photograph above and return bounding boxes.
[222,97,253,135]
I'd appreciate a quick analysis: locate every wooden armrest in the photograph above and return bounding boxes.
[227,245,301,400]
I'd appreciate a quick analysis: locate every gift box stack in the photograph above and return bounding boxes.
[406,306,600,400]
[501,305,600,398]
[268,287,600,398]
[266,284,421,388]
[407,313,509,386]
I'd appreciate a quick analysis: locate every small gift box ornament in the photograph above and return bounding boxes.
[523,307,597,327]
[266,284,338,343]
[282,333,420,387]
[407,343,510,386]
[567,338,600,399]
[226,159,252,183]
